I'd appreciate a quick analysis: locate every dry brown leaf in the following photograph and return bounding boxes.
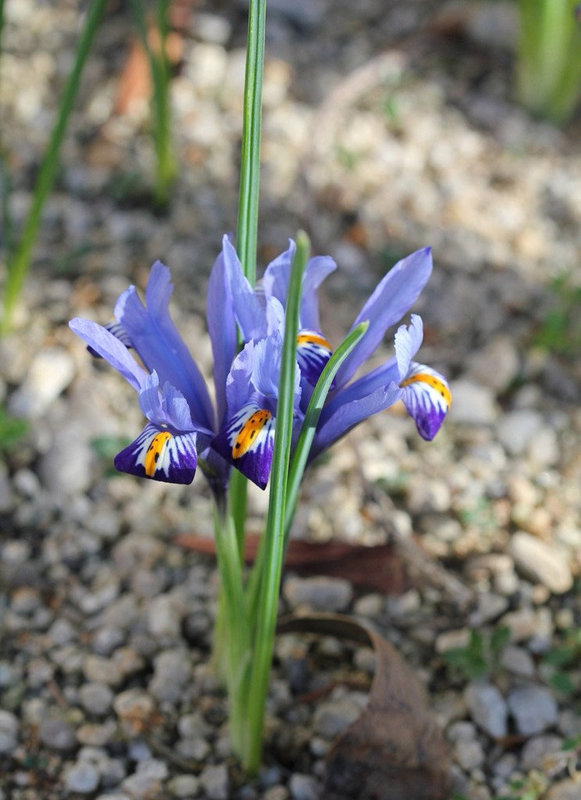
[174,534,408,594]
[278,614,450,800]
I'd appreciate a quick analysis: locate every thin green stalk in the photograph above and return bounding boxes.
[230,0,266,552]
[1,0,108,335]
[242,232,308,774]
[129,0,177,207]
[236,0,266,286]
[284,320,369,540]
[211,496,250,756]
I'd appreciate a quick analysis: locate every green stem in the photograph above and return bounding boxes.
[1,0,108,335]
[236,0,266,286]
[211,495,250,756]
[242,232,308,774]
[129,0,177,208]
[230,0,266,559]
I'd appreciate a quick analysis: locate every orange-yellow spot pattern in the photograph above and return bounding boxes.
[232,410,272,459]
[399,373,452,406]
[144,431,172,476]
[296,333,332,350]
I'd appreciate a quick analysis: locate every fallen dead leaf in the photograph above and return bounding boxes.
[174,534,409,595]
[278,613,450,800]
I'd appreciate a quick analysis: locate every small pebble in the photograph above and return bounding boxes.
[507,685,558,735]
[65,761,100,794]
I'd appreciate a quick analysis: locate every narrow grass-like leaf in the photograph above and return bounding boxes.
[128,0,177,208]
[236,0,266,287]
[1,0,108,335]
[242,231,308,774]
[285,320,369,539]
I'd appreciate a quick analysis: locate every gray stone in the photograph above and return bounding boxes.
[39,421,93,495]
[147,593,185,638]
[289,773,319,800]
[448,379,497,425]
[509,532,573,594]
[199,764,229,800]
[8,347,74,419]
[545,780,581,800]
[283,575,353,612]
[507,686,558,735]
[453,737,485,770]
[83,654,123,687]
[38,717,76,751]
[149,649,192,704]
[79,683,114,716]
[168,774,201,797]
[468,593,509,627]
[465,682,508,739]
[520,734,563,771]
[122,759,168,797]
[467,335,519,394]
[114,689,155,737]
[499,645,535,678]
[313,696,361,739]
[65,761,100,794]
[0,710,19,753]
[496,410,543,456]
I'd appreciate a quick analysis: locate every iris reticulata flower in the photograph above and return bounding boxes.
[70,237,450,491]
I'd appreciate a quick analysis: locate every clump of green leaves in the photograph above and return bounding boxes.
[442,626,510,681]
[541,627,581,697]
[535,273,581,357]
[0,405,28,455]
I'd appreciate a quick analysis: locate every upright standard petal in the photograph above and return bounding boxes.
[334,248,433,389]
[115,261,215,431]
[262,242,336,331]
[114,422,198,484]
[220,236,267,341]
[69,318,147,392]
[206,240,238,425]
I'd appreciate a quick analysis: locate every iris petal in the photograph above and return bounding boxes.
[69,318,147,392]
[207,238,238,424]
[114,422,198,484]
[115,261,215,431]
[212,403,275,489]
[399,362,451,441]
[334,248,433,389]
[296,329,333,385]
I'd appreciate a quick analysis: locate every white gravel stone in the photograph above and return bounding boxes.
[507,685,558,735]
[0,711,19,753]
[8,347,74,419]
[509,532,573,594]
[496,410,543,456]
[520,734,563,771]
[283,575,353,612]
[289,773,319,800]
[465,682,508,739]
[313,696,361,739]
[199,763,229,800]
[499,645,535,678]
[449,379,497,425]
[467,335,520,394]
[65,761,100,794]
[168,774,201,798]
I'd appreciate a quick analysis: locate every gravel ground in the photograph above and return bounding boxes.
[1,1,580,798]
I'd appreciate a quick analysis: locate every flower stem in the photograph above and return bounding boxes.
[230,0,266,554]
[1,0,108,335]
[211,495,250,756]
[236,0,266,286]
[242,232,308,774]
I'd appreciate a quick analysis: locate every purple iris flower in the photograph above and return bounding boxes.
[69,252,237,491]
[212,239,450,488]
[209,236,335,488]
